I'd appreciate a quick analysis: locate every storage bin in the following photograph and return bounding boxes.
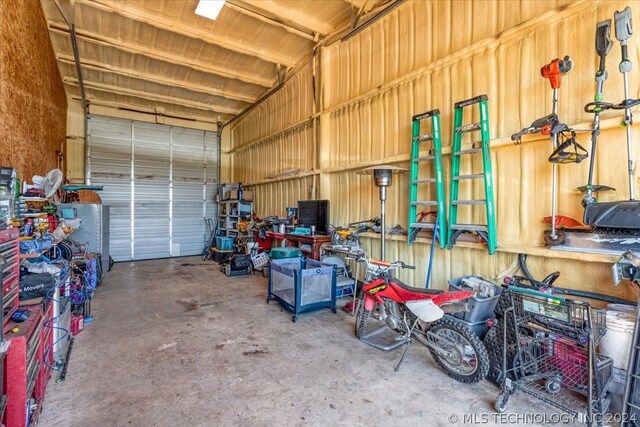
[448,275,502,323]
[456,317,490,339]
[270,247,302,259]
[216,237,234,251]
[211,248,233,263]
[251,252,269,270]
[267,257,337,322]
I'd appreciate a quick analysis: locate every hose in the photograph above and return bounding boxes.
[517,253,635,306]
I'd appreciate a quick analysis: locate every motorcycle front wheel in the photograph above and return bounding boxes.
[425,317,490,383]
[354,293,372,338]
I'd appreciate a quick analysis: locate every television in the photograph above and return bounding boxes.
[297,200,330,235]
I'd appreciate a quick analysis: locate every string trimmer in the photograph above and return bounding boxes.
[512,55,587,246]
[579,19,616,206]
[583,6,640,229]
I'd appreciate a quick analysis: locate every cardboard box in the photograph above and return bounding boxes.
[242,190,254,201]
[219,183,240,200]
[224,189,239,200]
[223,189,254,201]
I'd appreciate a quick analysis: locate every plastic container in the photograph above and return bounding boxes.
[600,307,635,370]
[0,189,10,229]
[212,248,233,263]
[251,252,269,270]
[448,275,502,323]
[215,236,234,251]
[270,247,302,259]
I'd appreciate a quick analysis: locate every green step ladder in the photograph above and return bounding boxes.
[408,109,447,247]
[447,95,497,254]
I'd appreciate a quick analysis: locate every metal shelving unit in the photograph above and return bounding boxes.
[217,199,253,238]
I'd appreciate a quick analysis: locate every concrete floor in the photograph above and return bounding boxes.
[39,256,552,427]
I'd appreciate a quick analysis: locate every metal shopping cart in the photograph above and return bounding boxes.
[495,287,612,426]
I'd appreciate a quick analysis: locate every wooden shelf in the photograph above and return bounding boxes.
[358,232,619,264]
[18,197,48,202]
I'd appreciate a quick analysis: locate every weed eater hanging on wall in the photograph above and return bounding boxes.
[511,56,588,247]
[548,8,640,255]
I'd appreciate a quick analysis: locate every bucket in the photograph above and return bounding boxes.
[600,307,635,370]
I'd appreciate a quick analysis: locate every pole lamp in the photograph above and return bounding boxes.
[356,165,406,260]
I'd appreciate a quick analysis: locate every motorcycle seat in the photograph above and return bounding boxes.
[389,278,444,294]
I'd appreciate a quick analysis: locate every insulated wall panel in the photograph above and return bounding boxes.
[230,0,640,300]
[246,177,314,218]
[321,0,640,249]
[233,122,315,184]
[230,62,314,151]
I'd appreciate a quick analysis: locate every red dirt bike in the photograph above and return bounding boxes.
[355,258,490,383]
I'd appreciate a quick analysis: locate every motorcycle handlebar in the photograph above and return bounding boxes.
[357,257,415,270]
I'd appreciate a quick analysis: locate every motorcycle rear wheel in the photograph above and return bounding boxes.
[426,317,490,383]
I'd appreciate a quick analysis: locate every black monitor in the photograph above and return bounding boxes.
[297,200,330,234]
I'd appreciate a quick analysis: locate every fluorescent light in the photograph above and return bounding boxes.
[195,0,225,21]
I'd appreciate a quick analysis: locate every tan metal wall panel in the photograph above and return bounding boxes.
[322,0,569,109]
[233,123,315,184]
[247,177,314,218]
[230,62,314,150]
[231,0,640,300]
[66,100,86,183]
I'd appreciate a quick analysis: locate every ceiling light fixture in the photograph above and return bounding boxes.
[195,0,226,21]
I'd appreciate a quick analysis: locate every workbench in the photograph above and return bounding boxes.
[284,234,331,260]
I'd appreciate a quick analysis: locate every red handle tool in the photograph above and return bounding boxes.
[540,55,573,89]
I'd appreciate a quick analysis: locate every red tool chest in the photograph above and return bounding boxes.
[3,300,53,427]
[1,229,20,328]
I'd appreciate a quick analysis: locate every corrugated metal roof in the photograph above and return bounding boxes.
[41,0,386,123]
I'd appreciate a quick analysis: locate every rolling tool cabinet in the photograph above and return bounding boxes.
[3,301,53,427]
[1,229,19,329]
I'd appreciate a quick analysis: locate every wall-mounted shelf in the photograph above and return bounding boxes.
[358,232,619,264]
[18,197,48,202]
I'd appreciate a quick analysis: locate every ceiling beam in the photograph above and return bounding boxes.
[342,0,379,11]
[224,2,315,41]
[56,54,256,104]
[64,77,242,115]
[76,0,298,68]
[239,0,335,35]
[49,23,274,88]
[68,95,226,125]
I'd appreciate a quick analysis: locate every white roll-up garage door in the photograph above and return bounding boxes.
[87,115,218,261]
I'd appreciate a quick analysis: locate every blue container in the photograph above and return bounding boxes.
[269,247,302,259]
[267,257,337,322]
[216,236,234,251]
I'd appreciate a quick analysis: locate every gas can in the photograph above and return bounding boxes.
[71,314,84,335]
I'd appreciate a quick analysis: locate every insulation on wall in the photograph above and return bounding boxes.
[230,0,640,301]
[0,0,67,180]
[246,176,315,218]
